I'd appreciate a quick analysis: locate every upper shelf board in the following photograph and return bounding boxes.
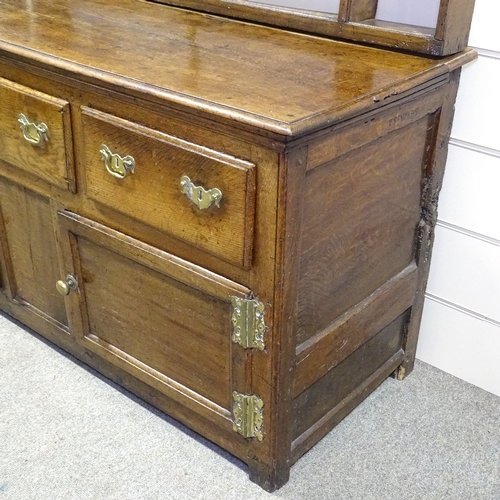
[146,0,477,55]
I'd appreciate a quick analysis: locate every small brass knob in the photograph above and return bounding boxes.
[56,275,78,296]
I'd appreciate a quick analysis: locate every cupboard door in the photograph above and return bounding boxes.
[0,177,68,328]
[56,211,253,429]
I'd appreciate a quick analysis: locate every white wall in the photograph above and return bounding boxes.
[416,0,500,397]
[247,0,339,13]
[376,0,440,28]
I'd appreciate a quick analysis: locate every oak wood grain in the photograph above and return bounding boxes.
[291,348,405,462]
[338,0,378,22]
[294,264,417,397]
[0,77,74,191]
[0,0,473,137]
[0,176,68,327]
[0,0,475,491]
[81,107,256,268]
[145,0,475,55]
[57,211,250,417]
[297,115,431,344]
[293,312,406,440]
[396,70,462,379]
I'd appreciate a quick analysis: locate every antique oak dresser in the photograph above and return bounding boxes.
[0,0,476,491]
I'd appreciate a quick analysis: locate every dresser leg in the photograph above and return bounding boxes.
[248,461,290,492]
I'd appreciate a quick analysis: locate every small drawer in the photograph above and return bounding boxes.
[0,77,74,190]
[81,107,256,267]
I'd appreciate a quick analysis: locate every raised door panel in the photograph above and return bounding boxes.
[56,211,253,428]
[0,176,68,327]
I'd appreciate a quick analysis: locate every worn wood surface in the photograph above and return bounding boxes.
[247,146,308,491]
[81,107,256,267]
[0,0,475,491]
[297,114,432,344]
[0,77,74,191]
[338,0,378,22]
[0,176,68,328]
[294,265,417,398]
[293,313,406,441]
[291,348,405,462]
[396,70,462,380]
[0,0,475,137]
[57,211,249,417]
[146,0,475,55]
[436,0,476,54]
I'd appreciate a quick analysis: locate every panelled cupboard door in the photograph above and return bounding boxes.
[56,210,254,432]
[0,176,68,327]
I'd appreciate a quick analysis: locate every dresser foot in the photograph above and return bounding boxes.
[248,462,290,492]
[395,355,416,381]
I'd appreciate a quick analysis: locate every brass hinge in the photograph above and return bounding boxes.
[231,296,266,350]
[232,391,264,441]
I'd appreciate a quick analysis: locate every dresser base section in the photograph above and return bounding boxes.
[0,293,413,492]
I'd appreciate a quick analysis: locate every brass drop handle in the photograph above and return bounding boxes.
[100,144,135,179]
[180,175,222,210]
[18,113,49,147]
[56,274,78,296]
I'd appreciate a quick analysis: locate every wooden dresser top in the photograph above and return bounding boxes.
[0,0,474,137]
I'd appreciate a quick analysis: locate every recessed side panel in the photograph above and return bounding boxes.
[297,114,434,345]
[291,312,407,458]
[290,88,448,463]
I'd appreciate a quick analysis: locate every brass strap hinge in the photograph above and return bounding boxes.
[231,296,266,351]
[232,392,264,441]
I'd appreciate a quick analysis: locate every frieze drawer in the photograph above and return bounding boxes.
[80,107,256,268]
[0,77,74,191]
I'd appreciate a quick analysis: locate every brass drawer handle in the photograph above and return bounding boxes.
[100,144,135,179]
[56,274,78,296]
[180,175,222,210]
[18,113,49,147]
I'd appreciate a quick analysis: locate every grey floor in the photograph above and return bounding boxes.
[1,312,499,500]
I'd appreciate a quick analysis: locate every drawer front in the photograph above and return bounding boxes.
[0,77,73,190]
[81,107,256,267]
[57,211,252,424]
